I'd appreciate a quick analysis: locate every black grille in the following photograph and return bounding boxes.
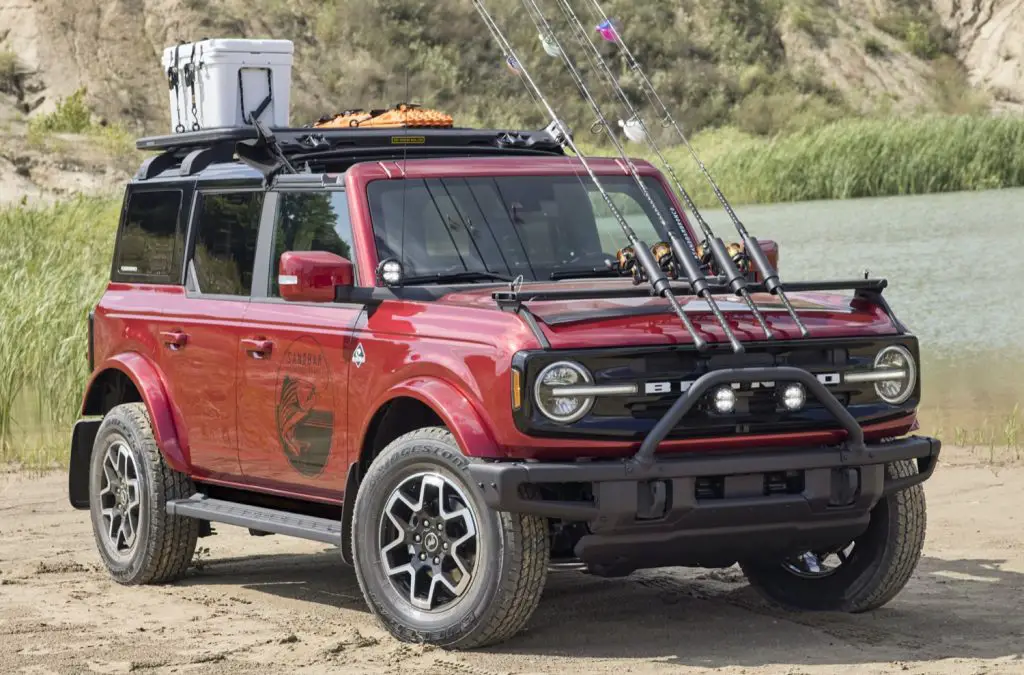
[512,336,920,441]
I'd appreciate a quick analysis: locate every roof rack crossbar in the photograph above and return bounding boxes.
[180,142,236,176]
[135,126,566,156]
[491,278,888,304]
[135,151,181,180]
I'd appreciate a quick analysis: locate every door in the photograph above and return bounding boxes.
[157,188,265,480]
[237,189,363,499]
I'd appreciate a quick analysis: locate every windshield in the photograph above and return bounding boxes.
[366,174,693,282]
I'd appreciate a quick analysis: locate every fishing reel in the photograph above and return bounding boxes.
[650,241,678,279]
[615,246,646,285]
[614,243,681,284]
[696,239,753,278]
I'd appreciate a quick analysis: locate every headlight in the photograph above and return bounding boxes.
[872,345,917,404]
[534,361,594,423]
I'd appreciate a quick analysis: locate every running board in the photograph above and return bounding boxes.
[166,495,342,546]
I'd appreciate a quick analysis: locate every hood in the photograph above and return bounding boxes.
[437,280,900,350]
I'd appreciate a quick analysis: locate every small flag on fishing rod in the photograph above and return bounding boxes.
[596,18,620,42]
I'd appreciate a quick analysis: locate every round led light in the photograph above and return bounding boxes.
[781,383,806,411]
[713,386,737,414]
[873,345,917,405]
[377,258,404,287]
[534,361,594,423]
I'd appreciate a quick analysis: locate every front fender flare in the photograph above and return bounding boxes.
[362,377,505,459]
[80,353,189,473]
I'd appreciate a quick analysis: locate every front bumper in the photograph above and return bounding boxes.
[468,365,942,576]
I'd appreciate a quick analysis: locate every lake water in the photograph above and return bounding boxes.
[701,187,1024,443]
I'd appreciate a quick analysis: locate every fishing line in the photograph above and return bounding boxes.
[519,0,744,352]
[579,0,810,336]
[549,0,773,340]
[472,0,710,351]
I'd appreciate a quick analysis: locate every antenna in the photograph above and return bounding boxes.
[580,0,810,337]
[472,0,710,351]
[550,0,774,341]
[520,0,744,353]
[399,67,409,277]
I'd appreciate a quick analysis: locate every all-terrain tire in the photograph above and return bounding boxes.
[352,427,549,649]
[740,460,927,612]
[89,402,199,585]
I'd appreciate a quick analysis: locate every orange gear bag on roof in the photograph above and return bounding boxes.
[314,103,453,129]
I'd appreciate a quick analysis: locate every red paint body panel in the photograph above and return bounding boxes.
[153,287,246,480]
[236,301,362,501]
[348,299,536,461]
[436,283,899,350]
[82,155,916,501]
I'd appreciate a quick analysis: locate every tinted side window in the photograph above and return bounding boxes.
[191,191,264,296]
[269,191,356,297]
[115,190,184,282]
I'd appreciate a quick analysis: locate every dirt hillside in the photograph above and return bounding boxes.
[2,0,1021,130]
[2,453,1022,673]
[1,0,1021,205]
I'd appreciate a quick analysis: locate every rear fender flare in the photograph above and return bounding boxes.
[80,353,189,473]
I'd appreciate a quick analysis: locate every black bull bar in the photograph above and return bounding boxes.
[467,366,940,572]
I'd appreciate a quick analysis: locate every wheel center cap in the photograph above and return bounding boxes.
[424,532,440,553]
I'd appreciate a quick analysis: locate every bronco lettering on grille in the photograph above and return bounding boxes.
[643,372,840,396]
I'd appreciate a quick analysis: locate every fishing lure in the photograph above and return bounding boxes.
[540,32,561,57]
[619,116,645,143]
[506,54,521,74]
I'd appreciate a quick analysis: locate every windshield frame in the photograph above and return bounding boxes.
[350,156,699,288]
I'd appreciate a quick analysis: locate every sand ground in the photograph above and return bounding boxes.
[1,453,1022,674]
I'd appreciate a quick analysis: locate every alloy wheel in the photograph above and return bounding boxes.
[98,439,143,557]
[378,472,479,611]
[781,542,857,579]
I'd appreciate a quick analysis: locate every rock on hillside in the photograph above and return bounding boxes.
[933,0,1024,111]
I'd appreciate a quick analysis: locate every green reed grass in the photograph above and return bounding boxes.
[922,404,1022,464]
[0,196,118,467]
[580,114,1024,207]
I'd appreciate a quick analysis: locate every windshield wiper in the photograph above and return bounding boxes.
[402,271,514,285]
[550,267,621,281]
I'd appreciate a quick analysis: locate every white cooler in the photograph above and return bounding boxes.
[162,39,294,133]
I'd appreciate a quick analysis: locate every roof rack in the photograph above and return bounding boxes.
[136,126,566,155]
[133,125,568,179]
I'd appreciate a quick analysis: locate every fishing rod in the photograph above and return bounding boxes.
[548,0,774,341]
[471,0,712,351]
[519,0,744,353]
[581,0,810,337]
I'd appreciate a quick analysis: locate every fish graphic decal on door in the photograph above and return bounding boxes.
[275,336,335,477]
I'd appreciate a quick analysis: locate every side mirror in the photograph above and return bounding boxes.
[278,251,354,303]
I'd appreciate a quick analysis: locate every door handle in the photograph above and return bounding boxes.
[241,338,274,359]
[160,330,189,350]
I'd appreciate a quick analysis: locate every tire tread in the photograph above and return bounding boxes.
[93,403,198,585]
[741,459,927,613]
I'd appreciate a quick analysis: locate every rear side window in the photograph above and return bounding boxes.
[114,190,184,282]
[190,191,264,296]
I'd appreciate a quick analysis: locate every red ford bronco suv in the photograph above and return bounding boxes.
[68,117,940,649]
